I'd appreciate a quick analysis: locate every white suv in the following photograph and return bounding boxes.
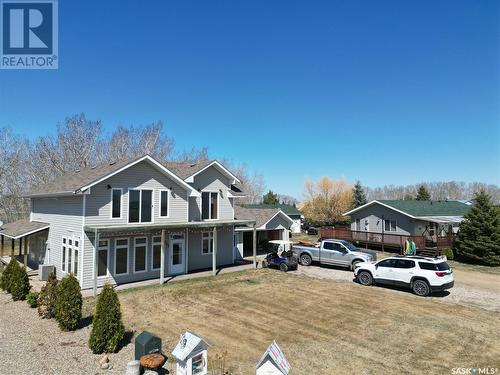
[353,255,454,296]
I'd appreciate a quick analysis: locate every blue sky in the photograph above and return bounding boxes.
[0,0,499,199]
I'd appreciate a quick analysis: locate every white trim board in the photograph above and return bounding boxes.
[79,155,201,197]
[184,160,240,184]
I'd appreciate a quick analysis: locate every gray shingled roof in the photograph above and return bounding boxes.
[28,156,138,196]
[162,160,214,179]
[234,206,281,228]
[0,219,49,239]
[27,156,245,198]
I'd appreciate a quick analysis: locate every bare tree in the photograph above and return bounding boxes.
[229,163,265,204]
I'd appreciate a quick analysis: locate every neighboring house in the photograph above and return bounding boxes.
[234,206,294,258]
[0,155,287,292]
[242,204,303,233]
[344,200,471,243]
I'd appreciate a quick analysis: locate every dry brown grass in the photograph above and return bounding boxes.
[117,269,500,375]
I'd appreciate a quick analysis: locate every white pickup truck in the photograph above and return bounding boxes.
[292,239,376,270]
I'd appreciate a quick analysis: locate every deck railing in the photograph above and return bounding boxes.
[320,227,456,255]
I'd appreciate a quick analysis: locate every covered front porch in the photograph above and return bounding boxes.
[84,219,257,296]
[0,219,50,273]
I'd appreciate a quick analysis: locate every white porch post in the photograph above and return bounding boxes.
[93,229,99,297]
[160,229,166,284]
[212,227,217,276]
[253,223,257,268]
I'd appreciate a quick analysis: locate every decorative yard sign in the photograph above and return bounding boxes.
[172,331,209,375]
[256,341,290,375]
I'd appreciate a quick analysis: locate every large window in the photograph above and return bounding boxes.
[61,236,79,276]
[384,219,397,232]
[97,239,109,277]
[159,190,169,218]
[202,231,214,254]
[134,237,147,273]
[152,236,162,270]
[111,188,122,218]
[115,238,129,275]
[201,192,218,220]
[128,189,153,223]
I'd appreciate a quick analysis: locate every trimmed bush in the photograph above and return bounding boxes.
[89,284,125,354]
[55,274,82,331]
[0,258,18,293]
[10,264,30,301]
[27,291,39,308]
[440,248,454,260]
[38,272,58,319]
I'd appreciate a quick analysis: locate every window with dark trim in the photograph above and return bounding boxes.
[111,189,122,218]
[160,190,169,217]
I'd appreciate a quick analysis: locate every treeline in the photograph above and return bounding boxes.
[365,181,500,204]
[0,114,264,223]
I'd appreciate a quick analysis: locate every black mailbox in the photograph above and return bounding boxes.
[135,331,162,360]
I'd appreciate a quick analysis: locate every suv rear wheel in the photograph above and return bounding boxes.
[412,279,430,296]
[357,271,373,286]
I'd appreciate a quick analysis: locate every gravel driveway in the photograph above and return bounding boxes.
[293,263,500,311]
[0,291,134,375]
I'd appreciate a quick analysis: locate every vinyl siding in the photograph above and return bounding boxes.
[189,196,201,221]
[349,204,415,235]
[82,231,173,289]
[31,196,84,280]
[187,228,233,271]
[190,167,233,220]
[85,161,189,226]
[264,214,291,230]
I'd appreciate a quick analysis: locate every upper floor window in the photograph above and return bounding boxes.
[159,190,169,218]
[384,219,397,232]
[111,188,122,218]
[128,189,152,223]
[202,192,218,220]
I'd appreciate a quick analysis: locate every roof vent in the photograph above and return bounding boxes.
[90,165,97,169]
[74,169,80,173]
[109,161,116,166]
[190,163,196,167]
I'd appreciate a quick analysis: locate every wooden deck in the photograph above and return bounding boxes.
[320,227,455,256]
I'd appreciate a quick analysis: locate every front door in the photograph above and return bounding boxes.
[169,239,185,274]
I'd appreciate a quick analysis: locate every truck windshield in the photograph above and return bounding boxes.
[340,241,357,251]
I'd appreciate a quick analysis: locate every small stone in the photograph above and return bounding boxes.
[99,354,109,365]
[100,362,110,370]
[143,370,158,375]
[107,364,113,370]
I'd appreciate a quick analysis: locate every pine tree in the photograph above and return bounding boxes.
[38,272,58,319]
[55,274,82,331]
[0,257,18,293]
[89,284,125,354]
[416,185,431,201]
[453,190,500,266]
[262,190,279,205]
[10,264,31,301]
[351,181,367,208]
